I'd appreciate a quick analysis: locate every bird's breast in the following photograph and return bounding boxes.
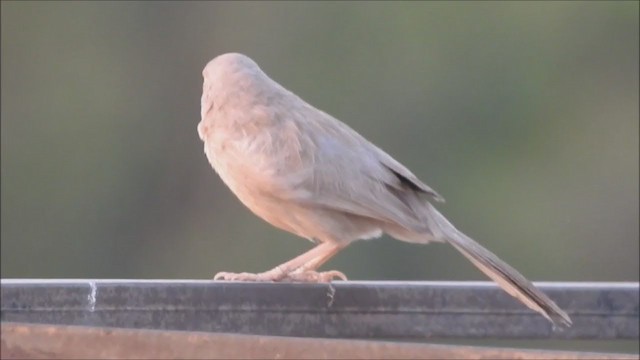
[203,117,306,197]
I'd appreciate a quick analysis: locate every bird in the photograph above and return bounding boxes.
[197,52,572,327]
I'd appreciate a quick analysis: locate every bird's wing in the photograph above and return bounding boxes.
[373,147,445,203]
[276,111,443,234]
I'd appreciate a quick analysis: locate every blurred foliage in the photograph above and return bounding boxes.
[1,2,638,287]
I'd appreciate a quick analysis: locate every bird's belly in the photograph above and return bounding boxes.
[243,197,384,244]
[203,137,383,244]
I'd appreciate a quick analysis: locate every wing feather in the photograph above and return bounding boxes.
[273,109,442,234]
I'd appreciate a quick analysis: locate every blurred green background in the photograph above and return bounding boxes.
[2,2,638,353]
[2,2,638,285]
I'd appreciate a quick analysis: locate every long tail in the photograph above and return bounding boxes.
[430,206,572,327]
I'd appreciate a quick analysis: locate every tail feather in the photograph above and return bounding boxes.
[448,231,572,327]
[425,204,572,327]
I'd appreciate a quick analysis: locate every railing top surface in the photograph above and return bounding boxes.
[2,279,637,287]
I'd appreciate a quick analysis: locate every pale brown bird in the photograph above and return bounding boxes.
[197,52,572,327]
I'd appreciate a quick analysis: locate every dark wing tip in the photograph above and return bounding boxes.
[382,163,445,203]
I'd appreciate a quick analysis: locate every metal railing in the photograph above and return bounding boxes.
[1,279,638,359]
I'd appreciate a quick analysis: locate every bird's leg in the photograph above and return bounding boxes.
[283,242,347,283]
[214,242,343,282]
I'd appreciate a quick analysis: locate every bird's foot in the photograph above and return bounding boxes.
[283,269,348,283]
[213,271,283,282]
[213,269,348,283]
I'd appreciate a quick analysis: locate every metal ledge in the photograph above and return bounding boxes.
[1,280,638,340]
[2,322,637,360]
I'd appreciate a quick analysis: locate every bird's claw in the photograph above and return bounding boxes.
[283,270,348,283]
[213,269,348,283]
[213,271,275,282]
